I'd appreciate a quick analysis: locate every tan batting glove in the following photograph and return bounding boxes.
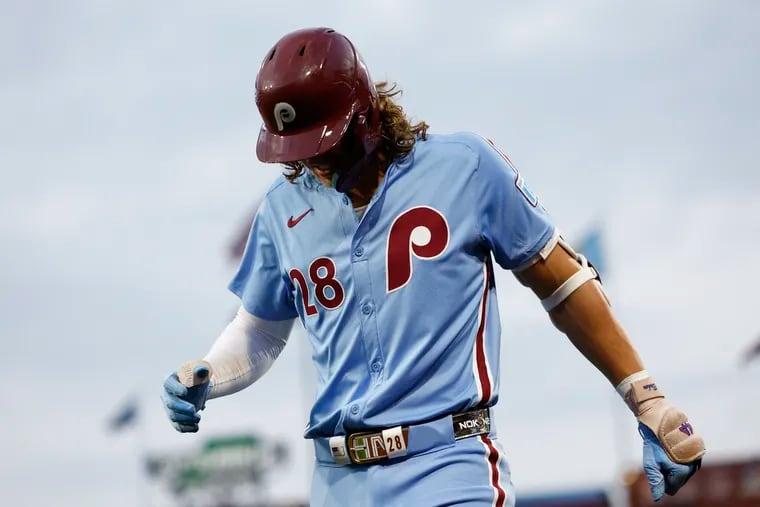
[624,377,706,465]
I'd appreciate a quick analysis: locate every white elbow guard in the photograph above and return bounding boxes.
[538,233,606,311]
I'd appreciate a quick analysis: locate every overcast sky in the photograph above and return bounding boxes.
[2,1,759,506]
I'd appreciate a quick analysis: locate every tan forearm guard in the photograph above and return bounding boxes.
[624,377,706,464]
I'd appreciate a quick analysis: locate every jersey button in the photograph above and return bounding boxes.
[371,361,382,372]
[361,303,373,315]
[354,246,364,257]
[350,404,360,414]
[342,196,350,205]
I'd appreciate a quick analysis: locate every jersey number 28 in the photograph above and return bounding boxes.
[289,206,449,315]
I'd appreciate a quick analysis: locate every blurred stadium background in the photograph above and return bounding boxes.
[2,1,758,506]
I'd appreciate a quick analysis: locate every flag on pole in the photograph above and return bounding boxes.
[229,215,253,263]
[107,397,139,432]
[576,225,606,279]
[740,336,760,367]
[228,197,264,263]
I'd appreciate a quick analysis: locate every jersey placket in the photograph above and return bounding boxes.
[339,181,391,426]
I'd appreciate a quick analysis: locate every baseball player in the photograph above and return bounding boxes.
[162,27,705,507]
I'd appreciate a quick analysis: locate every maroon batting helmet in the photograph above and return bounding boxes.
[254,27,381,164]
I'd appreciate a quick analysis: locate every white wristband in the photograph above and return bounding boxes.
[615,369,650,398]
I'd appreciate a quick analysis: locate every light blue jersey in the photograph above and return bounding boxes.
[230,132,555,439]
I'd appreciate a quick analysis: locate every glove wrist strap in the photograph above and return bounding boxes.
[624,376,666,415]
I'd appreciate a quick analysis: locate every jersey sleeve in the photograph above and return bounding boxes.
[471,135,556,270]
[228,200,298,320]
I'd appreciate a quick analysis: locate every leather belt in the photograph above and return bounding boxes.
[325,408,491,465]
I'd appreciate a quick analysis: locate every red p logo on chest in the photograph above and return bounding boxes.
[386,206,450,293]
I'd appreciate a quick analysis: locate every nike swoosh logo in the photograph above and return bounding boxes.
[287,208,314,228]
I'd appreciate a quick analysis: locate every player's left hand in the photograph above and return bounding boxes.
[625,376,705,502]
[640,422,701,501]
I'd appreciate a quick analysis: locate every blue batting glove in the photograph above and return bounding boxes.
[640,423,700,501]
[161,363,212,433]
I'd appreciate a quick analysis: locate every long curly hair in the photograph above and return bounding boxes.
[282,82,429,182]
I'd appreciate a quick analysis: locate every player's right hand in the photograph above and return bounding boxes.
[161,361,213,433]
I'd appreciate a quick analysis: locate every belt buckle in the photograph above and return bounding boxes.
[347,431,387,465]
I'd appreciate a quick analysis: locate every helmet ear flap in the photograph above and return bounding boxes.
[354,106,381,154]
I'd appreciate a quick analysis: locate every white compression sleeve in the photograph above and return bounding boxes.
[203,307,295,399]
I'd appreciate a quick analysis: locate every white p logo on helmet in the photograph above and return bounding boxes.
[273,102,296,131]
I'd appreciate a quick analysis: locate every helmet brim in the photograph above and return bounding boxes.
[256,107,354,164]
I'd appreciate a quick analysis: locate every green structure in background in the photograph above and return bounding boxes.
[146,432,288,503]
